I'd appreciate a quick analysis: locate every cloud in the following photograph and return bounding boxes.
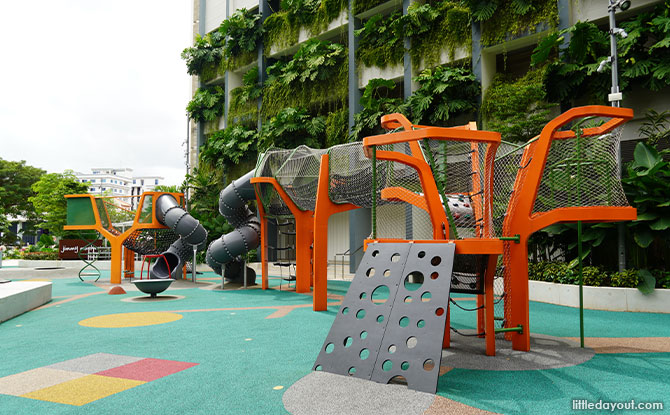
[0,0,193,186]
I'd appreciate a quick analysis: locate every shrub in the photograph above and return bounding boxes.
[541,262,575,284]
[611,269,640,288]
[581,266,610,287]
[20,251,59,261]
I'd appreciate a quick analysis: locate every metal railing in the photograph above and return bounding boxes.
[333,245,364,279]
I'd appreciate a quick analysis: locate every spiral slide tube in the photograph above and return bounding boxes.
[150,194,208,279]
[206,170,261,276]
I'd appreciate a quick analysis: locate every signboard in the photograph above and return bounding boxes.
[58,239,103,260]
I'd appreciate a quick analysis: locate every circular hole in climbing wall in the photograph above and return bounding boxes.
[348,367,357,376]
[388,375,408,386]
[382,360,393,371]
[325,343,334,353]
[377,315,385,323]
[418,251,426,258]
[360,292,367,300]
[360,330,368,339]
[435,307,445,317]
[388,344,397,354]
[403,271,424,291]
[356,309,366,319]
[344,337,353,348]
[421,291,432,302]
[315,365,323,371]
[399,316,410,327]
[417,319,426,328]
[372,250,380,257]
[431,256,442,266]
[401,361,410,370]
[371,285,390,304]
[407,336,418,349]
[391,253,401,263]
[342,307,349,315]
[383,269,391,277]
[403,296,412,303]
[366,268,376,277]
[360,349,370,360]
[430,272,439,280]
[423,359,435,371]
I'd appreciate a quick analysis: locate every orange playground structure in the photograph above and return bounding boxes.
[64,192,186,284]
[247,105,636,355]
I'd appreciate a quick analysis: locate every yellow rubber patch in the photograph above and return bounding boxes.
[22,374,144,406]
[79,312,183,328]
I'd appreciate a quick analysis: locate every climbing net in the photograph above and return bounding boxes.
[122,228,180,255]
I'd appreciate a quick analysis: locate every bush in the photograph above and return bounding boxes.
[20,251,59,261]
[611,269,640,288]
[541,262,576,284]
[581,266,610,287]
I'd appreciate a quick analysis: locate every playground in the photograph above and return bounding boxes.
[0,269,669,414]
[1,105,670,414]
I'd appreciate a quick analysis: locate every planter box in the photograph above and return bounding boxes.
[529,280,670,313]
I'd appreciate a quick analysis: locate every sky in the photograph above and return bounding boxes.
[0,0,194,186]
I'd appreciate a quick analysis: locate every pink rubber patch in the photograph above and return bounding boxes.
[96,358,198,382]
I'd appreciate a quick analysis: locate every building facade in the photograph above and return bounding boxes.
[187,0,669,270]
[74,168,164,209]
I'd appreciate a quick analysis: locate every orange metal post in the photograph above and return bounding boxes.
[253,189,270,290]
[250,177,314,293]
[64,192,182,285]
[503,106,635,351]
[313,154,359,311]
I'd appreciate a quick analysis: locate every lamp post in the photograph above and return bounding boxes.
[600,0,631,273]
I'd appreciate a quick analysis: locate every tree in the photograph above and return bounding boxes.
[29,170,88,237]
[154,184,181,193]
[0,158,44,235]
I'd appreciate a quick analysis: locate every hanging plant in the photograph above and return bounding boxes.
[259,107,326,150]
[220,8,264,70]
[405,1,471,70]
[201,125,259,167]
[352,0,385,15]
[263,0,348,53]
[406,65,479,126]
[229,68,263,126]
[262,40,348,118]
[481,67,556,142]
[181,32,225,76]
[531,2,670,105]
[325,108,349,147]
[351,78,406,141]
[355,12,404,69]
[461,0,558,46]
[186,86,226,122]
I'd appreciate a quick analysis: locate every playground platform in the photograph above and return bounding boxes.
[0,268,668,414]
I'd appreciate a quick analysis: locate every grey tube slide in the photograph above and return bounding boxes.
[206,170,261,275]
[150,194,208,279]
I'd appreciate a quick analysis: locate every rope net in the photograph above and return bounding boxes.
[122,228,179,255]
[533,127,628,213]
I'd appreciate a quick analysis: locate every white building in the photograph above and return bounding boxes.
[74,168,164,209]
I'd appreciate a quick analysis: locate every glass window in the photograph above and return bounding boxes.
[133,179,136,184]
[90,188,94,191]
[155,179,159,185]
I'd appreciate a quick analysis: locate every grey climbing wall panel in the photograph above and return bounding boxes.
[313,242,455,394]
[313,243,411,380]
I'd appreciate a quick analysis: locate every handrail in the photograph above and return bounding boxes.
[334,245,364,279]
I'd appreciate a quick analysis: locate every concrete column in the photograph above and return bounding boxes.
[257,0,270,132]
[347,0,361,131]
